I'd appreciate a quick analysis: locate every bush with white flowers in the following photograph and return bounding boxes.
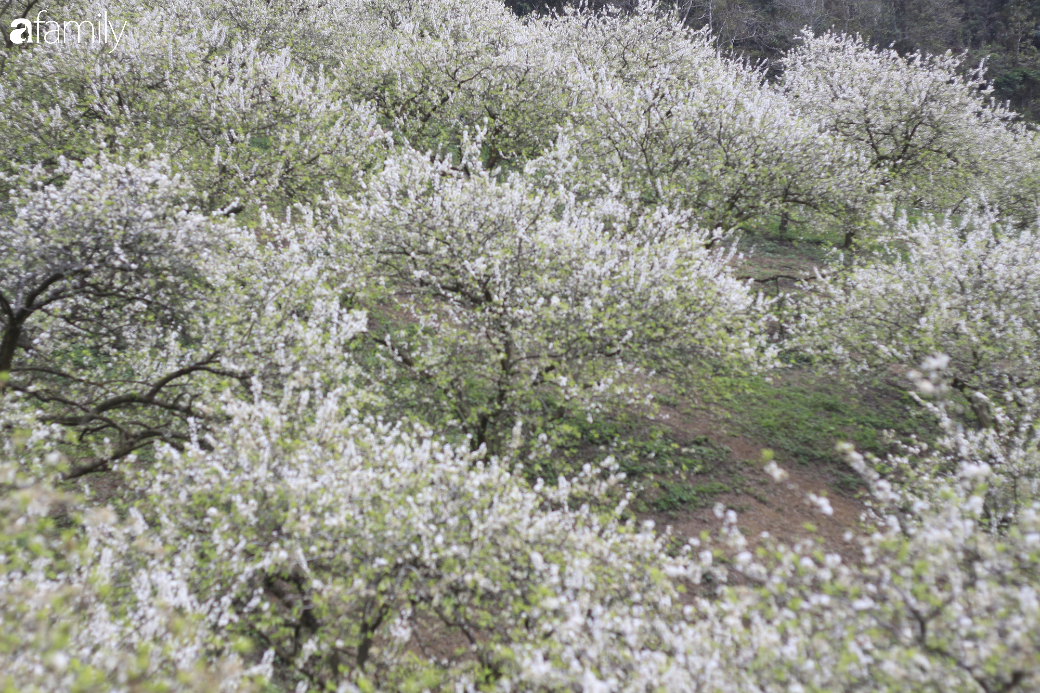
[0,3,386,211]
[795,206,1040,421]
[541,23,879,233]
[115,390,702,692]
[780,30,1038,229]
[0,399,269,692]
[348,137,774,453]
[1,150,371,476]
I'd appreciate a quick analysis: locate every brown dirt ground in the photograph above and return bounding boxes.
[638,395,868,563]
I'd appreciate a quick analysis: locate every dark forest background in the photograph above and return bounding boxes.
[505,0,1040,122]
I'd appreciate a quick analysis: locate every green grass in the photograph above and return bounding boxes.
[649,480,731,514]
[721,370,929,471]
[545,412,739,514]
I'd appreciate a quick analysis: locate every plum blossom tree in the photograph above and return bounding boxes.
[536,27,880,235]
[794,205,1040,425]
[780,30,1037,237]
[0,151,370,477]
[114,390,696,691]
[0,399,269,692]
[348,137,774,454]
[0,152,227,471]
[0,7,387,212]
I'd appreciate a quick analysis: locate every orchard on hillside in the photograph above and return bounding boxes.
[2,0,1039,691]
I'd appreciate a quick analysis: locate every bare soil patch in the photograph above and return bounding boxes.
[639,394,868,562]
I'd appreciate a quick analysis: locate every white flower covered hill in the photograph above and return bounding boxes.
[2,0,1040,691]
